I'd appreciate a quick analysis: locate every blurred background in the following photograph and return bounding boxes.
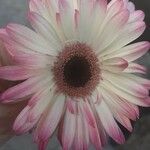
[0,0,149,150]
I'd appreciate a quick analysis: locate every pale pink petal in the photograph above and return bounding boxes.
[128,2,135,12]
[96,10,129,52]
[81,112,90,149]
[102,71,149,98]
[98,87,139,121]
[103,41,150,61]
[101,21,146,57]
[36,95,65,141]
[28,88,54,122]
[58,0,77,40]
[114,113,133,132]
[0,76,50,102]
[28,11,62,47]
[129,75,150,89]
[73,111,84,150]
[30,0,66,42]
[0,66,42,81]
[124,63,147,74]
[101,78,150,107]
[95,100,125,144]
[29,0,51,20]
[6,24,57,56]
[13,106,30,132]
[61,106,76,150]
[83,101,102,150]
[102,57,128,73]
[107,0,124,20]
[77,0,106,43]
[5,43,53,67]
[128,10,145,23]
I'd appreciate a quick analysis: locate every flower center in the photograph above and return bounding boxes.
[53,42,100,98]
[64,56,91,87]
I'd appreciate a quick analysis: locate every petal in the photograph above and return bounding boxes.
[107,0,124,21]
[58,0,77,40]
[13,106,30,132]
[102,57,128,73]
[129,74,150,89]
[114,113,133,132]
[83,101,102,150]
[0,76,51,102]
[98,87,138,121]
[29,0,52,21]
[6,24,57,56]
[36,94,65,141]
[77,0,106,43]
[28,11,62,47]
[101,78,150,107]
[128,10,145,23]
[96,10,129,53]
[95,100,125,144]
[0,66,42,81]
[102,71,149,98]
[103,41,150,62]
[124,63,147,74]
[61,105,76,150]
[5,44,53,67]
[73,110,84,150]
[28,87,54,122]
[29,0,65,42]
[101,21,146,57]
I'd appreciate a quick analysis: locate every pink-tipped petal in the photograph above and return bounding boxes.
[107,0,124,20]
[114,113,133,132]
[83,102,102,150]
[105,41,150,61]
[102,21,146,56]
[13,106,30,132]
[28,11,61,46]
[99,87,139,121]
[96,10,129,52]
[6,23,56,56]
[0,76,50,102]
[101,78,150,107]
[28,88,54,122]
[95,101,125,144]
[129,75,150,89]
[102,71,149,98]
[0,66,41,81]
[124,63,147,74]
[61,107,76,150]
[129,10,145,23]
[37,95,65,141]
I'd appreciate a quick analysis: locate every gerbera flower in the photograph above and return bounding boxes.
[0,0,150,149]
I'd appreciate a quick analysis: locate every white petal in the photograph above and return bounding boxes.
[102,41,150,61]
[100,21,146,57]
[102,71,149,98]
[95,100,125,144]
[6,24,57,56]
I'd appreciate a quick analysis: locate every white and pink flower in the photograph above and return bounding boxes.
[0,0,150,150]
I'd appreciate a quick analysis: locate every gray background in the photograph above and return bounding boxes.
[0,0,149,150]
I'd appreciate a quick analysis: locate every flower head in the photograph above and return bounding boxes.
[0,0,150,150]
